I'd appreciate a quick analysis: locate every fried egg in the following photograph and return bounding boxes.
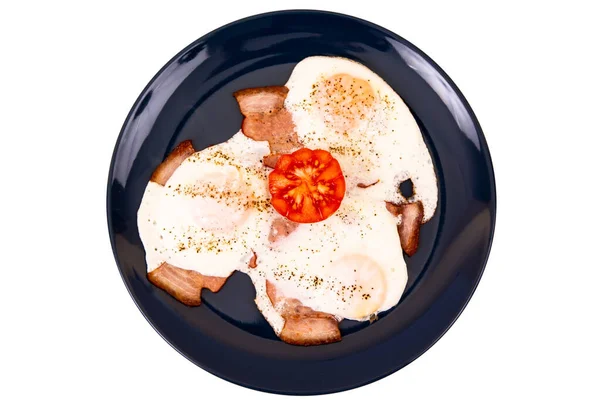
[137,132,271,277]
[248,193,407,333]
[137,56,438,339]
[248,57,438,332]
[285,56,438,221]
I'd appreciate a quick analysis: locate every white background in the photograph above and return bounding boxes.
[1,1,599,399]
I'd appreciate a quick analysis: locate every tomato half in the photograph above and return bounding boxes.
[268,148,346,223]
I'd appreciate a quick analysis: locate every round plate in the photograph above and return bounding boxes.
[107,10,496,395]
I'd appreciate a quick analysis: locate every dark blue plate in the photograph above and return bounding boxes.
[107,10,496,395]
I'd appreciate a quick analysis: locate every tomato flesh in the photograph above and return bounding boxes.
[268,148,346,223]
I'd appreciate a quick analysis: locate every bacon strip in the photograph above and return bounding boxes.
[262,154,280,169]
[148,263,227,306]
[268,217,299,243]
[266,280,341,346]
[148,140,231,305]
[241,108,300,152]
[357,180,380,188]
[386,201,425,256]
[150,140,195,185]
[248,252,257,269]
[234,86,289,116]
[234,86,301,161]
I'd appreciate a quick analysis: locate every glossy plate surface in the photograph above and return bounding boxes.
[107,10,496,395]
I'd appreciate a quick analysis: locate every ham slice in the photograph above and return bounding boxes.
[386,201,424,256]
[147,140,231,305]
[234,86,301,164]
[148,263,227,306]
[266,280,341,346]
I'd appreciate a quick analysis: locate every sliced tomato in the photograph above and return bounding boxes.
[268,148,346,223]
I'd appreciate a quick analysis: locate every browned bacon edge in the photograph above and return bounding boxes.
[234,86,289,116]
[262,153,281,169]
[234,86,301,165]
[148,263,227,306]
[266,280,341,346]
[147,140,230,306]
[357,180,380,188]
[386,201,425,257]
[150,140,195,185]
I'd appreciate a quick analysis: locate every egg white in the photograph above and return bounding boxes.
[285,56,438,221]
[249,192,407,324]
[137,132,271,277]
[137,56,439,334]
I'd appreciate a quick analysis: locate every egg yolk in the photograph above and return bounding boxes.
[178,164,254,231]
[331,254,386,319]
[311,73,376,135]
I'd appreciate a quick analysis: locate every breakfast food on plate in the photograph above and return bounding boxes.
[385,201,424,257]
[137,56,438,345]
[265,280,341,345]
[138,133,271,303]
[148,262,227,306]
